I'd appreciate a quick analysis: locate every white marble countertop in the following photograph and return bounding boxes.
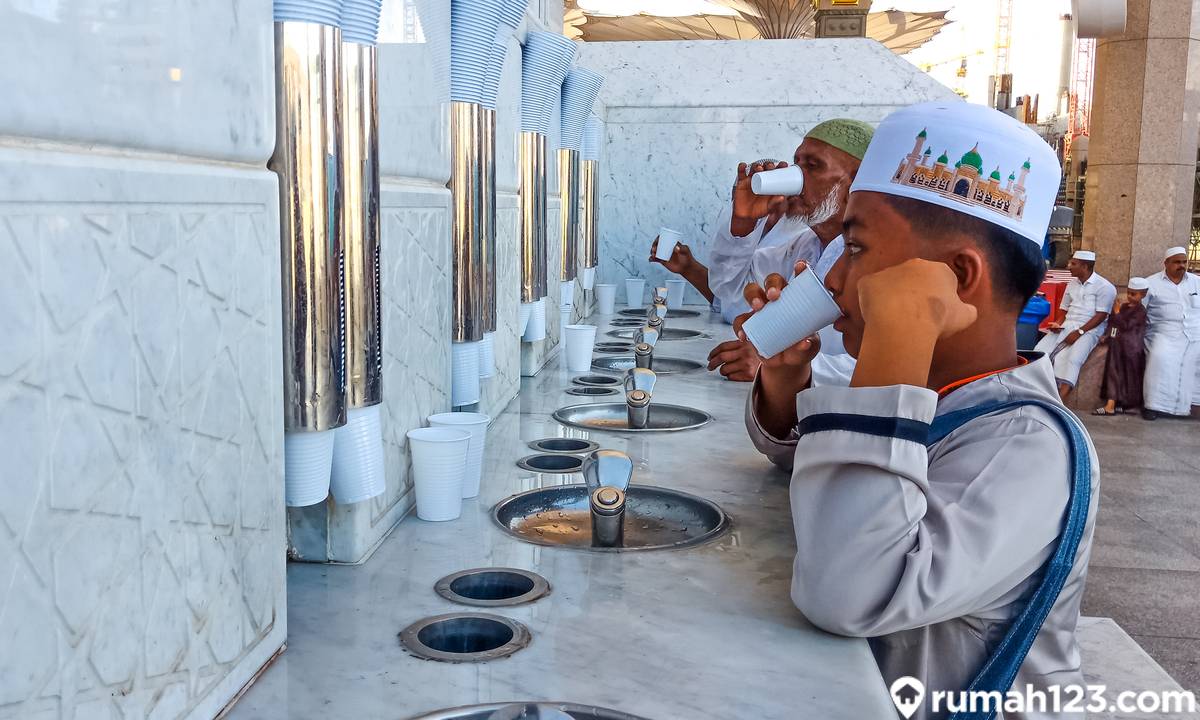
[230,308,895,720]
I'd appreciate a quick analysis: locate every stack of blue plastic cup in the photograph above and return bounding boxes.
[559,66,604,151]
[520,32,577,136]
[451,0,507,104]
[340,0,382,44]
[274,0,343,26]
[582,114,603,161]
[480,0,528,109]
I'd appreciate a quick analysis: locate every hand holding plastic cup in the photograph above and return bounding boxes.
[751,166,804,197]
[655,228,682,261]
[740,267,842,359]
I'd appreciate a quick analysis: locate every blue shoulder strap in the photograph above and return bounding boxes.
[928,400,1093,720]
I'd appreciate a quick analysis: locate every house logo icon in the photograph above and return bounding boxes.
[889,676,926,719]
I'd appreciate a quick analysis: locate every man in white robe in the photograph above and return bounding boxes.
[1034,250,1117,401]
[1142,246,1200,419]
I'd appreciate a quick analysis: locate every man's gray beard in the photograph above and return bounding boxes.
[787,182,844,226]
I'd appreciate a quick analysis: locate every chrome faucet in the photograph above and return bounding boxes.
[623,367,657,429]
[582,449,634,548]
[633,323,660,369]
[646,301,668,324]
[653,286,667,304]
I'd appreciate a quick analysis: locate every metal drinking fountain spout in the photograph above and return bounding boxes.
[582,449,634,548]
[652,286,667,304]
[623,367,657,429]
[633,322,661,369]
[647,300,668,323]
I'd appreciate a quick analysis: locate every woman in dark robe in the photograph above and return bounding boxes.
[1096,281,1149,415]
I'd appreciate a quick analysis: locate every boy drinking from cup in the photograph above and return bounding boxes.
[739,102,1099,720]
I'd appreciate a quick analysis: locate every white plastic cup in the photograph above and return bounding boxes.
[522,298,547,342]
[330,405,386,504]
[560,306,572,338]
[284,430,334,507]
[595,284,617,315]
[666,279,686,309]
[580,266,596,291]
[741,267,842,359]
[655,228,682,260]
[406,427,470,521]
[560,279,576,309]
[625,278,646,308]
[427,411,491,498]
[751,166,804,196]
[564,324,599,372]
[478,332,496,379]
[451,341,481,406]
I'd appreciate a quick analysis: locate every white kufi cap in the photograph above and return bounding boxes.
[850,101,1062,248]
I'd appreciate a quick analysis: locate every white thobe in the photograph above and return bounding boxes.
[706,205,856,386]
[1143,271,1200,415]
[746,357,1099,720]
[1034,272,1116,387]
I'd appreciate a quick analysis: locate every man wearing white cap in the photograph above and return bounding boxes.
[741,101,1098,719]
[1033,249,1117,401]
[1142,246,1200,419]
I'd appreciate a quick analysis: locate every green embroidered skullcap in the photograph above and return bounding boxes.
[805,119,874,161]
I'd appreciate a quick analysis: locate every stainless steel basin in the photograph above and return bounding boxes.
[618,308,702,319]
[608,318,646,328]
[492,484,729,551]
[407,703,650,720]
[591,356,704,374]
[553,403,711,433]
[606,327,706,341]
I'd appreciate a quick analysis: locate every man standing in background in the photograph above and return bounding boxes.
[1142,247,1200,420]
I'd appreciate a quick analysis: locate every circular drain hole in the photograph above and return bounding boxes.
[565,387,618,397]
[517,454,585,473]
[526,437,599,454]
[435,568,550,607]
[572,374,620,387]
[399,613,530,663]
[595,342,633,351]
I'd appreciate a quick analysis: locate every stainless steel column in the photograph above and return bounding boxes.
[558,148,581,282]
[271,21,346,433]
[341,41,382,408]
[481,108,498,333]
[519,131,547,304]
[451,101,485,343]
[580,158,599,272]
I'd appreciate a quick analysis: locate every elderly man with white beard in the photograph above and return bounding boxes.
[1142,246,1200,420]
[704,119,873,385]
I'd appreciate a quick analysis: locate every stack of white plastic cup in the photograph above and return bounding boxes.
[741,267,842,359]
[427,412,490,498]
[564,324,598,372]
[284,430,335,507]
[329,405,386,504]
[522,298,547,342]
[595,284,617,315]
[478,332,496,379]
[625,278,646,309]
[406,426,471,521]
[519,302,534,337]
[451,341,481,406]
[666,279,686,309]
[580,266,596,291]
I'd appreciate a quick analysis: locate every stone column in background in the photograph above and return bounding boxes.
[814,0,873,39]
[1084,0,1200,283]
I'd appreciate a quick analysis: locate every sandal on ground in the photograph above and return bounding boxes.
[1093,407,1116,416]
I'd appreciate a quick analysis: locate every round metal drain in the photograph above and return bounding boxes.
[399,613,530,663]
[517,454,585,473]
[595,342,634,351]
[571,375,620,387]
[593,346,632,355]
[609,318,646,327]
[435,568,550,607]
[565,386,618,397]
[526,437,599,455]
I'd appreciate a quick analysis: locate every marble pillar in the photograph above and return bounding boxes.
[1084,0,1200,283]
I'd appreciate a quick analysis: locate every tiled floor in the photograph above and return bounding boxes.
[1080,412,1200,695]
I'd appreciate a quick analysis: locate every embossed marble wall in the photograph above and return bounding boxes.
[575,40,960,308]
[0,3,285,718]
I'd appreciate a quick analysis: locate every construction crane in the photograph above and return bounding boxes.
[1064,37,1095,161]
[991,0,1013,109]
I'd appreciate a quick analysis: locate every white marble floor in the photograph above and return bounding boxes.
[228,308,896,720]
